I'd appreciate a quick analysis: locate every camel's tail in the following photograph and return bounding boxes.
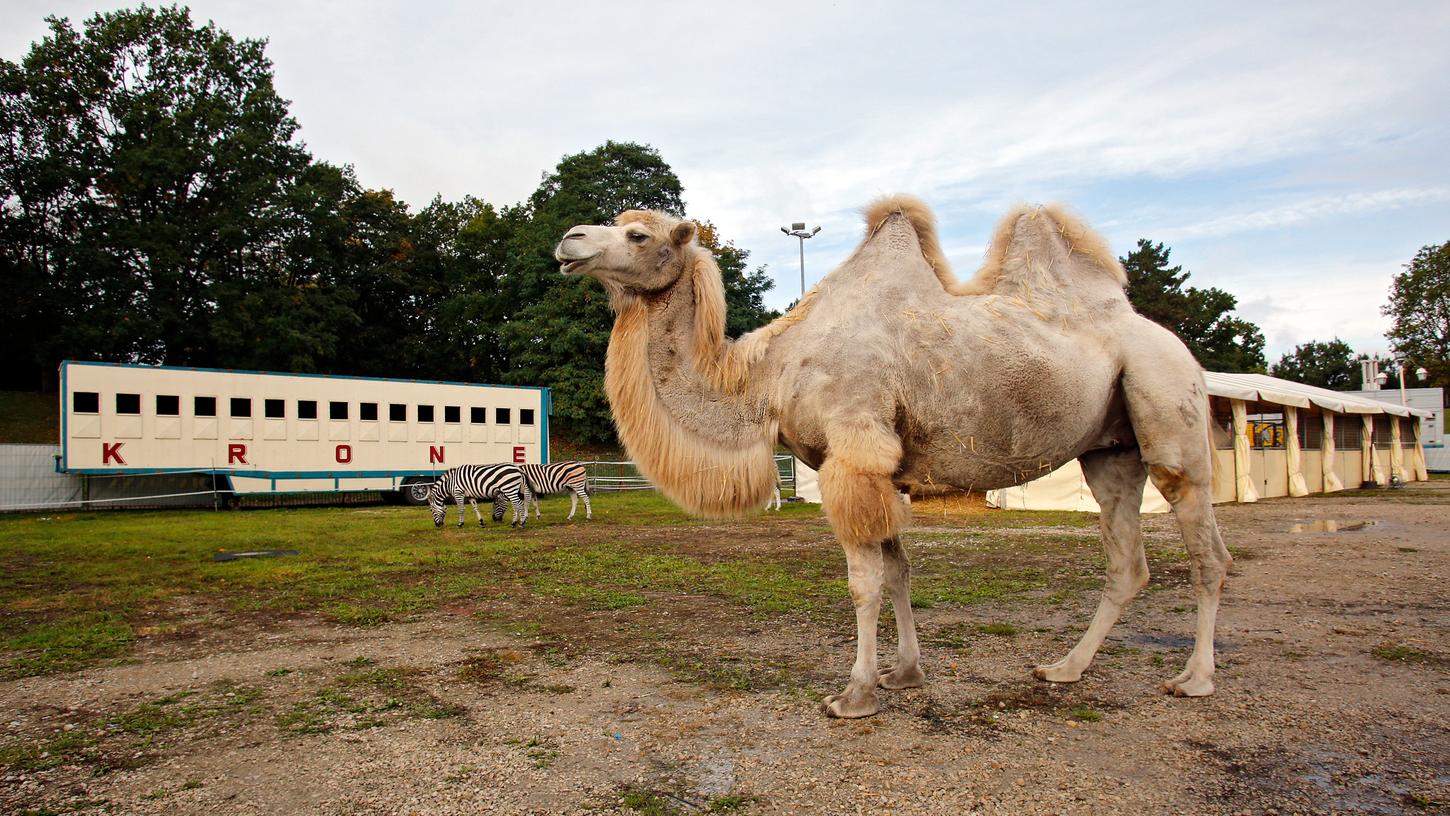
[863,196,1127,298]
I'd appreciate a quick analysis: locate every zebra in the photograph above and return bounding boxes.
[427,464,527,528]
[517,462,592,520]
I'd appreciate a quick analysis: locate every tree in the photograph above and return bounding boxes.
[0,6,312,387]
[1120,239,1266,372]
[695,221,779,338]
[1270,338,1358,389]
[1384,241,1450,393]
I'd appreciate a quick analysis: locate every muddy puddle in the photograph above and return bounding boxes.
[1289,519,1379,533]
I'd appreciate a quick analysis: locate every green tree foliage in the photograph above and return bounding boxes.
[0,6,313,385]
[1120,239,1266,373]
[1269,338,1359,389]
[1384,241,1450,392]
[0,9,779,444]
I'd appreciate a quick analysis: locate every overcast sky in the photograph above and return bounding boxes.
[6,1,1449,361]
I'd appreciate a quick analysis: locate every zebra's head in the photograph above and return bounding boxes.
[427,482,447,527]
[555,210,699,299]
[491,497,506,523]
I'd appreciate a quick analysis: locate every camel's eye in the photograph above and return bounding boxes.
[628,232,649,244]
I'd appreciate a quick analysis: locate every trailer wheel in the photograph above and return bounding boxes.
[399,478,433,506]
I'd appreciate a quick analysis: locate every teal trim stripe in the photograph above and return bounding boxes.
[67,468,447,480]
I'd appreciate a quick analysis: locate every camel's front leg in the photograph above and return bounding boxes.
[819,452,909,719]
[878,536,925,689]
[825,540,885,718]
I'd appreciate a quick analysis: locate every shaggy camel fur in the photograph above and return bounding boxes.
[556,196,1230,718]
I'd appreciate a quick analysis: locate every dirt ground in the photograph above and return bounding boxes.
[4,486,1448,815]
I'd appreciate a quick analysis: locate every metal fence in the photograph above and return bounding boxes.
[579,455,797,493]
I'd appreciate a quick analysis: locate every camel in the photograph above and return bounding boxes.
[555,195,1230,718]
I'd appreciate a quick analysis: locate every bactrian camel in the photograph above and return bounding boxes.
[555,196,1230,718]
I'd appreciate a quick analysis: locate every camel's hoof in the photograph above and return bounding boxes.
[877,664,925,690]
[1032,661,1084,683]
[823,690,879,719]
[1161,674,1215,697]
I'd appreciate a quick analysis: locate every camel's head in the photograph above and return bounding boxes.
[555,210,698,297]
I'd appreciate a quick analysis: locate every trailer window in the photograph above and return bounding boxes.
[389,403,406,422]
[265,398,285,419]
[360,402,378,421]
[194,396,217,417]
[116,393,140,415]
[470,407,487,424]
[330,401,348,420]
[521,409,535,425]
[495,408,511,425]
[230,398,251,418]
[73,391,99,413]
[156,395,179,416]
[444,405,461,424]
[418,405,435,423]
[298,400,318,420]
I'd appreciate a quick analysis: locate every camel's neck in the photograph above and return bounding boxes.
[604,266,778,517]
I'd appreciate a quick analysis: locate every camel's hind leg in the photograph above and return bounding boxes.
[1035,447,1149,683]
[877,536,925,689]
[1120,345,1232,697]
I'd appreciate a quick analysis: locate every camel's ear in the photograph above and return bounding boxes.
[670,220,697,246]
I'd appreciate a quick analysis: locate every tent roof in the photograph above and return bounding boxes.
[1204,372,1433,418]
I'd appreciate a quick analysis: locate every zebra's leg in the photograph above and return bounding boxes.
[470,499,485,527]
[454,490,465,527]
[567,492,577,520]
[512,490,526,527]
[583,490,592,520]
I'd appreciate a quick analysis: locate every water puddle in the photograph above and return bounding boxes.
[1289,519,1378,533]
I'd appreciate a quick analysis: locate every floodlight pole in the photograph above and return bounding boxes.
[780,222,822,296]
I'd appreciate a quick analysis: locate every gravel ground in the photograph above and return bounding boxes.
[4,486,1448,815]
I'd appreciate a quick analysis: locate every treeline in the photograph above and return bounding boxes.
[0,7,776,442]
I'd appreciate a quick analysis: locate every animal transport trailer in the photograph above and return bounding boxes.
[58,361,550,500]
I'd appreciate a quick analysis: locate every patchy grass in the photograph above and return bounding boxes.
[977,622,1018,637]
[1069,707,1103,722]
[1370,642,1445,665]
[0,493,1097,685]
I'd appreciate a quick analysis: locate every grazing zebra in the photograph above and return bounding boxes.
[518,462,592,520]
[427,464,527,528]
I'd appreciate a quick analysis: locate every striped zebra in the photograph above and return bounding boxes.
[518,462,592,520]
[427,464,527,528]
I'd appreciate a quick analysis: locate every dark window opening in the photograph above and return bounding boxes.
[360,402,378,422]
[73,391,99,413]
[444,405,461,424]
[470,407,487,424]
[1297,415,1323,450]
[194,396,217,418]
[389,403,406,422]
[418,405,435,423]
[495,408,511,425]
[265,399,285,419]
[116,393,140,415]
[230,397,251,418]
[521,408,535,425]
[330,401,348,421]
[1333,419,1361,450]
[156,395,180,416]
[298,400,318,420]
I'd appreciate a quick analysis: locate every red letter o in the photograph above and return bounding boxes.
[335,444,352,464]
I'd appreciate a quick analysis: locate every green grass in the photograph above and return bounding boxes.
[0,493,1089,680]
[1069,706,1103,722]
[0,390,56,443]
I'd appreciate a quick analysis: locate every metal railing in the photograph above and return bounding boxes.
[579,455,797,493]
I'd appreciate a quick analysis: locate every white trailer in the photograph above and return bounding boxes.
[58,361,550,502]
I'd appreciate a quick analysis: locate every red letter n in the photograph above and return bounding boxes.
[429,446,444,464]
[228,444,247,465]
[102,442,125,465]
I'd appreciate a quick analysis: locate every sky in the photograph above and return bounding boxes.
[5,1,1449,361]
